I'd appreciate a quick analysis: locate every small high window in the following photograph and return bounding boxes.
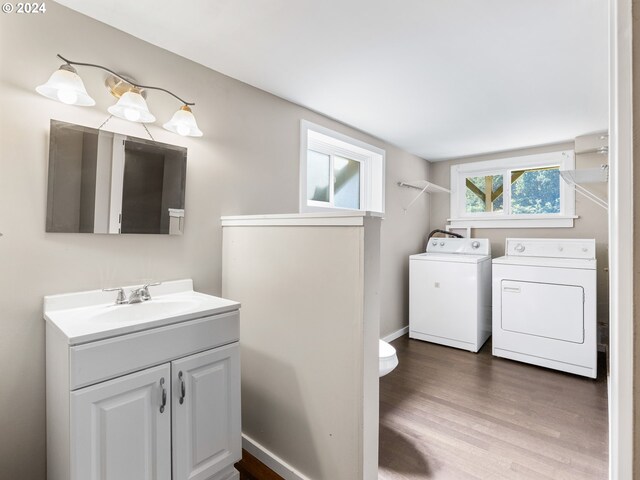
[450,151,575,228]
[300,121,385,213]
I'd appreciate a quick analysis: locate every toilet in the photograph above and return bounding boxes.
[379,340,399,377]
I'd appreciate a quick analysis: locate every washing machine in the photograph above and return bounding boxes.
[409,237,492,352]
[492,238,597,378]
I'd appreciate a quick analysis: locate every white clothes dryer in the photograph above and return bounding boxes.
[409,237,492,352]
[492,238,597,378]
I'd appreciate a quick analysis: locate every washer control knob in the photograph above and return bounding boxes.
[432,240,438,246]
[471,241,480,249]
[514,243,525,253]
[439,241,445,246]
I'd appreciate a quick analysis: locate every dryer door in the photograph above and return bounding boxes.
[501,280,584,343]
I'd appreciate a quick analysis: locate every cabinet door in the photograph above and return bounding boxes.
[172,343,241,480]
[71,363,171,480]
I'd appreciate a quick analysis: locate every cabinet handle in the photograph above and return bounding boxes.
[179,371,185,405]
[159,377,167,413]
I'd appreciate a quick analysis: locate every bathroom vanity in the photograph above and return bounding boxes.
[44,279,241,480]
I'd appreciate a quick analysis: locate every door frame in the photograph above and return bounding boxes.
[609,0,634,478]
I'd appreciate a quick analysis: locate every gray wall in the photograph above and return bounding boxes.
[0,3,430,478]
[222,220,381,479]
[429,142,610,328]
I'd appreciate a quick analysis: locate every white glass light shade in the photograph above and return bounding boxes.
[163,105,203,137]
[108,90,156,123]
[35,65,95,106]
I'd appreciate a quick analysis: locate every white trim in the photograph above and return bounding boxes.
[308,138,372,162]
[449,150,575,229]
[220,212,384,227]
[108,134,126,234]
[382,326,409,343]
[301,120,386,157]
[451,151,574,175]
[221,217,364,227]
[449,215,577,229]
[609,0,634,477]
[242,434,311,480]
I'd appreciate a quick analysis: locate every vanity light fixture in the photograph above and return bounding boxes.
[163,105,203,137]
[36,64,95,106]
[108,89,156,124]
[36,54,203,137]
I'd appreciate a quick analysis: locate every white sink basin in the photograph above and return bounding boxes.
[43,279,241,345]
[91,297,201,324]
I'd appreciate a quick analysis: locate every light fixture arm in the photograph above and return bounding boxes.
[56,53,195,106]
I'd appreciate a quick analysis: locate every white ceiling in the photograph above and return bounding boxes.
[54,0,608,160]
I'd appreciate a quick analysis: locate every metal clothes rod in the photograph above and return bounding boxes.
[397,181,450,194]
[399,182,427,191]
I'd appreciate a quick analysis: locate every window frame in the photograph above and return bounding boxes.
[449,150,576,228]
[300,120,385,214]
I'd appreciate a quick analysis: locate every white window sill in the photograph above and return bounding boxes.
[301,203,384,216]
[448,215,577,229]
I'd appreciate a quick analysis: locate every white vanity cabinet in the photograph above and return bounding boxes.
[45,280,241,480]
[71,363,173,480]
[172,345,240,480]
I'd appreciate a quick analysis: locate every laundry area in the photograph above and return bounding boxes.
[379,136,610,479]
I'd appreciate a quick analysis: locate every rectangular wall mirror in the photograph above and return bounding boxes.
[46,120,187,235]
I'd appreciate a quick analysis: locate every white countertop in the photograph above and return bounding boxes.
[44,279,240,345]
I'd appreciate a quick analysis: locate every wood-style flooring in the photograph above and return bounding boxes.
[235,449,284,480]
[379,336,608,480]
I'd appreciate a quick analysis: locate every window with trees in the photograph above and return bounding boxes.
[450,151,575,228]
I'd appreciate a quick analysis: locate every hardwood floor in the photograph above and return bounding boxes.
[379,336,608,480]
[235,449,284,480]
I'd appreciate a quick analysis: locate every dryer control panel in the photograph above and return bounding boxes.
[426,237,491,256]
[504,238,595,259]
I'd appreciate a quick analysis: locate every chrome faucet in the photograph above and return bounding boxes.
[102,287,128,305]
[127,287,146,304]
[103,282,161,305]
[137,282,161,302]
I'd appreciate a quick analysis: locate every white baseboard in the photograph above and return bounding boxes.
[242,434,311,480]
[382,326,408,343]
